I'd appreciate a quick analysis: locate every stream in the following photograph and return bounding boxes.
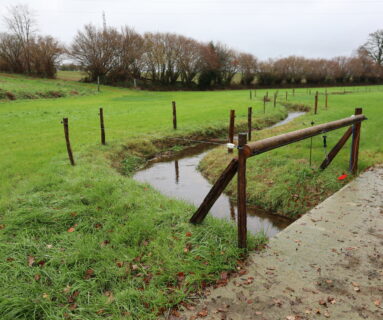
[134,112,305,237]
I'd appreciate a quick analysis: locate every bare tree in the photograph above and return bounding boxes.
[3,4,37,74]
[70,24,121,81]
[360,29,383,66]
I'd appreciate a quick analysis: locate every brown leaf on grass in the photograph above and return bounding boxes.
[374,299,381,307]
[6,257,14,262]
[116,261,124,268]
[28,256,35,267]
[69,303,77,311]
[67,227,75,233]
[0,224,5,229]
[96,309,104,315]
[185,232,192,237]
[84,268,94,279]
[177,272,185,282]
[104,291,114,303]
[37,260,46,267]
[34,274,41,281]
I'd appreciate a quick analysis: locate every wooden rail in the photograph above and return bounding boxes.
[191,108,367,249]
[243,114,366,158]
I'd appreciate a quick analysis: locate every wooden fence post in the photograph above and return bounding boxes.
[228,109,235,153]
[286,91,288,101]
[273,92,277,107]
[293,88,295,96]
[263,96,266,114]
[249,90,252,100]
[190,159,239,224]
[62,118,75,166]
[314,91,318,114]
[237,133,247,249]
[325,91,328,109]
[254,89,256,97]
[99,107,106,145]
[350,108,363,174]
[248,107,252,141]
[172,101,177,129]
[97,76,100,92]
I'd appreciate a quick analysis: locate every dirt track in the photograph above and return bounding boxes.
[179,166,383,320]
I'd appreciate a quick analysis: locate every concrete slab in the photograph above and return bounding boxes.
[180,166,383,320]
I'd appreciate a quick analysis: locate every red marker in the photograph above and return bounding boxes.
[337,174,347,180]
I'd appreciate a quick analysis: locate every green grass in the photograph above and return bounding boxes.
[57,71,87,82]
[1,74,382,318]
[0,73,95,100]
[0,74,290,319]
[199,87,383,218]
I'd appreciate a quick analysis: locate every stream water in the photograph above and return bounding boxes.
[134,112,305,237]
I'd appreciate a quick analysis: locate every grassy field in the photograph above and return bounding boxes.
[0,74,382,319]
[0,73,94,100]
[200,87,383,218]
[0,74,290,319]
[57,71,87,82]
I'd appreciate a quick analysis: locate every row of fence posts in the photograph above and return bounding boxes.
[62,88,331,165]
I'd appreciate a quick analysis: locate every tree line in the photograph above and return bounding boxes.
[0,4,383,88]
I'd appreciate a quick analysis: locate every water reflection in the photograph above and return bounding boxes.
[133,112,305,237]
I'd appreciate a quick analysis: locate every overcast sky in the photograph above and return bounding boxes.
[0,0,382,60]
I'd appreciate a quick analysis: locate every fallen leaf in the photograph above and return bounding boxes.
[34,274,41,281]
[67,227,75,233]
[116,261,124,268]
[185,232,192,237]
[374,299,381,307]
[84,268,94,279]
[197,310,208,317]
[28,256,35,267]
[42,293,49,299]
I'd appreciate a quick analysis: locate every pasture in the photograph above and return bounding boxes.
[0,74,382,319]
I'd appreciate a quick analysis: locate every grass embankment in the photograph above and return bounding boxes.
[199,88,383,219]
[0,75,292,319]
[0,73,94,101]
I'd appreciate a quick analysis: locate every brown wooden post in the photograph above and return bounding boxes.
[190,159,239,224]
[99,107,106,145]
[62,118,75,166]
[285,91,288,101]
[172,101,177,129]
[237,133,247,249]
[273,92,277,107]
[293,88,295,96]
[266,91,269,99]
[254,89,256,97]
[314,91,318,114]
[247,107,252,141]
[325,91,328,109]
[228,109,235,153]
[263,96,266,114]
[350,108,363,174]
[249,90,252,100]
